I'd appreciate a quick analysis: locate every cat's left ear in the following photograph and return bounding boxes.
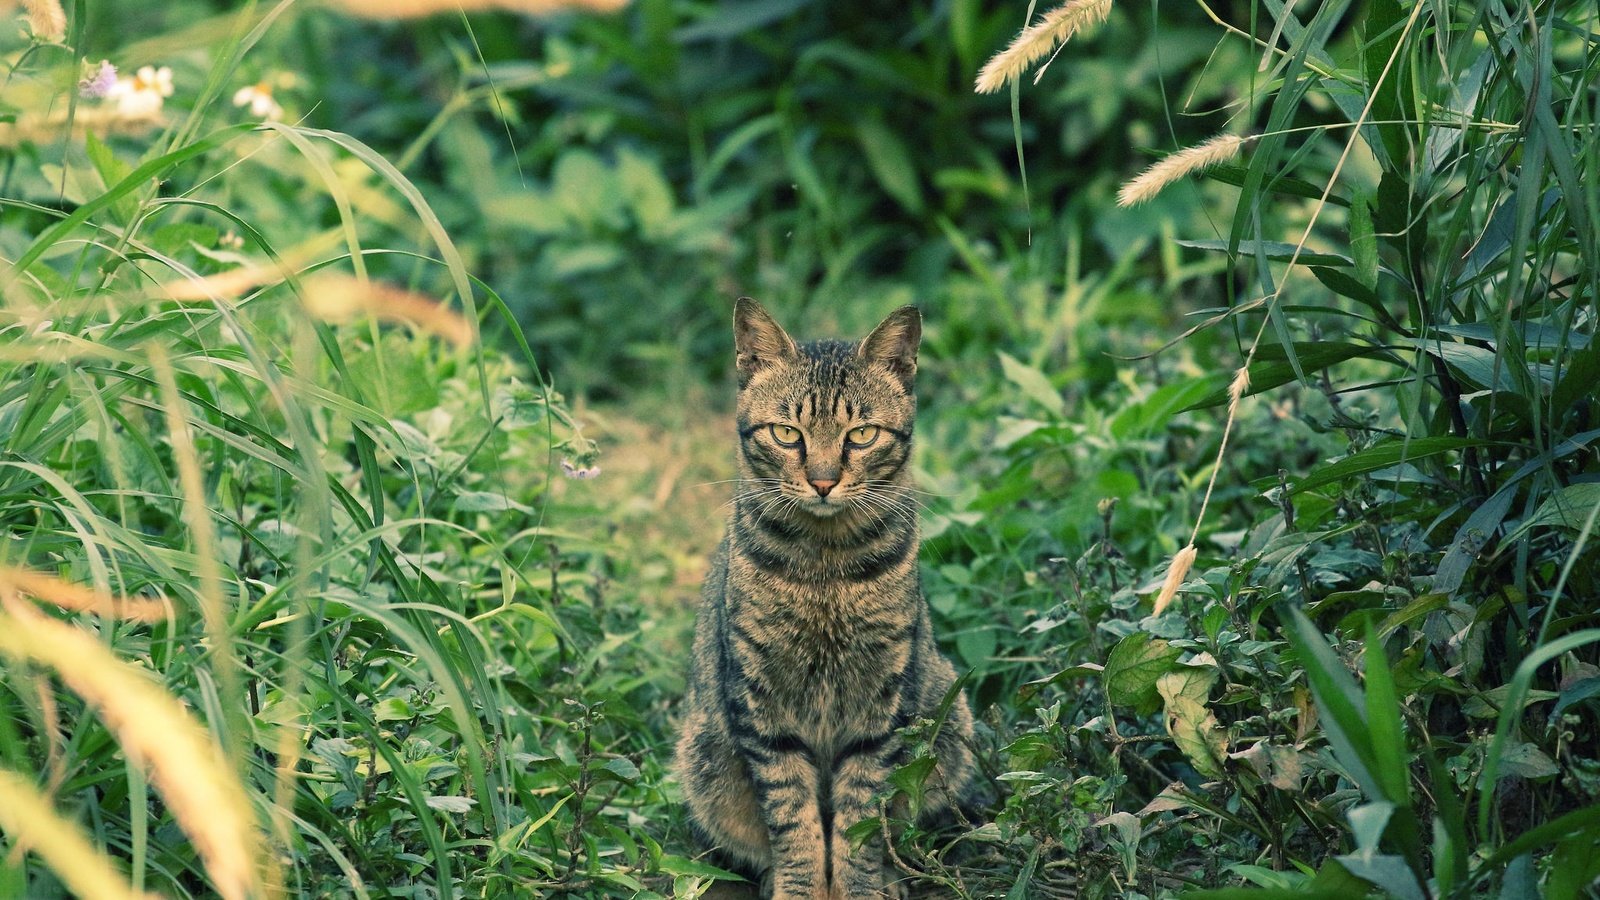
[859,305,921,388]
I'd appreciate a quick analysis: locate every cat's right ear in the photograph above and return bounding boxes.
[733,297,798,384]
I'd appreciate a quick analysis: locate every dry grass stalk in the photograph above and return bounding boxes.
[329,0,627,18]
[1152,544,1198,616]
[0,566,171,622]
[974,0,1113,94]
[0,600,263,900]
[302,273,476,349]
[0,768,158,900]
[1117,133,1246,207]
[158,264,290,303]
[21,0,67,41]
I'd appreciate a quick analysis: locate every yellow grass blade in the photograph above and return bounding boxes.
[0,566,172,623]
[0,601,263,900]
[0,767,158,900]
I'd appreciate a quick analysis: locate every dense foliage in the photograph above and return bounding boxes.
[0,0,1596,898]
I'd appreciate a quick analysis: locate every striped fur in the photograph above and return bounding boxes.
[675,299,976,899]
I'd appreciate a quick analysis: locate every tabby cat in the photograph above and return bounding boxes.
[675,299,977,899]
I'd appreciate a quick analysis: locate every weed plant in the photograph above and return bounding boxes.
[927,0,1600,896]
[3,0,1598,898]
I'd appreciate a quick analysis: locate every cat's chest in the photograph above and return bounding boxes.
[735,582,913,696]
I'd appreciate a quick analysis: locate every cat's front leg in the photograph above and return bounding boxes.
[747,745,830,900]
[826,747,895,899]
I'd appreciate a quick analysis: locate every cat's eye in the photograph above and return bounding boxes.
[770,424,803,446]
[845,425,880,447]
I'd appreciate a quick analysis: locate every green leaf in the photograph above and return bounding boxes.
[997,352,1065,417]
[855,115,923,214]
[1104,633,1181,711]
[1362,626,1410,807]
[373,697,413,721]
[1335,852,1425,900]
[1284,608,1381,799]
[1360,0,1411,169]
[1179,342,1390,412]
[655,855,747,881]
[1290,437,1480,495]
[83,132,138,225]
[598,757,640,784]
[1433,488,1515,596]
[423,795,477,813]
[1349,190,1378,291]
[1496,742,1559,781]
[1177,238,1354,268]
[1007,843,1041,900]
[1525,483,1600,531]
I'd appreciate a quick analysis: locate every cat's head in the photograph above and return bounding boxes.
[732,298,919,518]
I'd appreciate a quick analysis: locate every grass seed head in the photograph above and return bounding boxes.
[0,567,171,622]
[1153,544,1197,616]
[974,0,1113,94]
[1227,365,1251,416]
[1117,133,1246,207]
[21,0,67,41]
[0,768,160,900]
[0,603,263,900]
[302,274,476,349]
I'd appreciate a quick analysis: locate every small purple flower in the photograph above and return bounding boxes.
[78,60,117,99]
[561,460,601,480]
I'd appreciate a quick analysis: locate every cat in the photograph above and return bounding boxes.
[675,298,978,900]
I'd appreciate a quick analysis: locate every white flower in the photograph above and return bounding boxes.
[231,82,283,121]
[104,65,173,119]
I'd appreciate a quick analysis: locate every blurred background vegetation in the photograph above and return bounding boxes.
[1,0,1597,897]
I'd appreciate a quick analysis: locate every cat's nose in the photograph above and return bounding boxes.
[809,478,837,497]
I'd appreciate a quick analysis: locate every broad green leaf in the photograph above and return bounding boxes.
[1178,342,1389,412]
[1434,488,1515,596]
[1104,633,1181,711]
[655,855,747,882]
[84,132,138,225]
[1347,802,1395,856]
[855,115,924,214]
[1290,437,1481,495]
[1285,608,1381,799]
[997,352,1065,417]
[1526,483,1600,531]
[1496,743,1559,781]
[1497,854,1536,900]
[1362,626,1411,807]
[1335,852,1425,900]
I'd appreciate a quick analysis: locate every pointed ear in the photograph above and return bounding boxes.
[859,305,921,388]
[733,297,798,383]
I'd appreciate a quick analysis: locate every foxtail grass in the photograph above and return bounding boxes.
[0,768,158,900]
[20,0,66,41]
[974,0,1113,94]
[0,567,171,623]
[0,598,263,900]
[1116,133,1248,207]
